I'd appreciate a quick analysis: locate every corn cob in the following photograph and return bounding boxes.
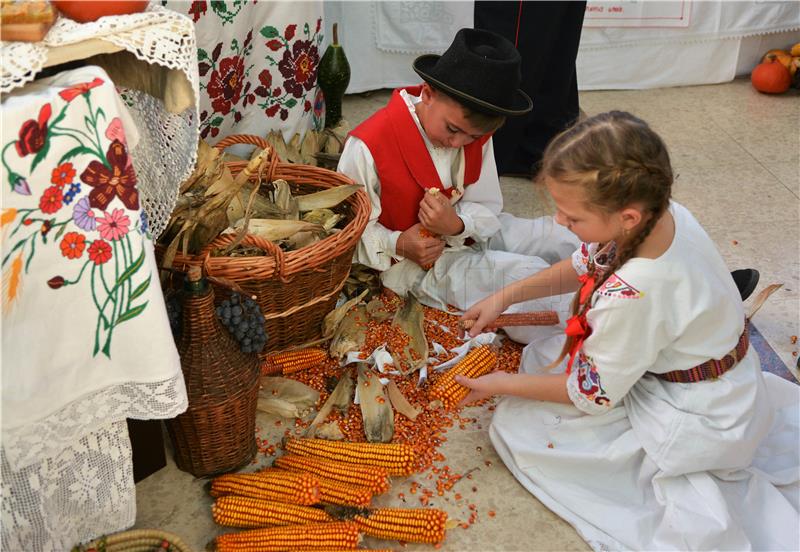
[317,477,373,507]
[210,469,320,505]
[354,507,448,544]
[460,311,560,330]
[213,521,359,551]
[429,345,498,409]
[262,347,328,376]
[418,227,438,270]
[274,454,390,494]
[284,438,417,476]
[211,495,333,528]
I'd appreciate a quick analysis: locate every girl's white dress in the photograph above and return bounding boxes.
[490,201,800,551]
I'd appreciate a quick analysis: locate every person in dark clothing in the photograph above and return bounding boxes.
[475,0,587,177]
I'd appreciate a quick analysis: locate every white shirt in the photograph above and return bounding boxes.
[338,89,504,271]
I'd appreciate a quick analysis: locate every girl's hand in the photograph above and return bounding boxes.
[460,293,507,338]
[455,371,509,407]
[396,222,446,268]
[418,191,464,236]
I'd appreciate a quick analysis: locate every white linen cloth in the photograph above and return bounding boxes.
[490,201,800,551]
[1,67,188,549]
[337,89,578,321]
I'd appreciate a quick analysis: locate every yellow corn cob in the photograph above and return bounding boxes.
[354,507,448,544]
[210,469,320,505]
[460,311,560,330]
[284,438,417,476]
[429,345,498,409]
[273,454,390,494]
[317,477,373,507]
[213,521,360,551]
[211,495,333,528]
[262,347,328,376]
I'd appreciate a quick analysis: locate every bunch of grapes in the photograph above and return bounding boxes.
[165,292,183,338]
[216,292,268,353]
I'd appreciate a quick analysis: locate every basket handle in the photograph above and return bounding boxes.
[200,232,290,282]
[214,134,282,163]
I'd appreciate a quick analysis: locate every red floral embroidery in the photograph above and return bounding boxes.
[188,0,207,22]
[15,104,51,157]
[87,240,112,265]
[51,162,76,187]
[278,39,319,98]
[39,186,63,214]
[80,139,139,211]
[59,78,104,102]
[207,55,245,116]
[60,232,86,259]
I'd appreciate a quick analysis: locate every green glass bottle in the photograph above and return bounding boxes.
[318,23,351,128]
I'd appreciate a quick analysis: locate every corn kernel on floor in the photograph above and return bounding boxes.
[133,78,799,551]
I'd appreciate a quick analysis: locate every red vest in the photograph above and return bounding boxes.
[349,86,491,232]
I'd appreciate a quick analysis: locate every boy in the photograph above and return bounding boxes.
[338,28,578,322]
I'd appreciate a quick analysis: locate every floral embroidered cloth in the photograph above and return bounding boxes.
[165,0,325,145]
[1,66,187,471]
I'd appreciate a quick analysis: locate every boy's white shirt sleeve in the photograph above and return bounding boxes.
[337,137,403,271]
[447,137,503,246]
[566,273,672,415]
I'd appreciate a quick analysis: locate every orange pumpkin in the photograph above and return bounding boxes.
[761,49,792,70]
[51,1,148,23]
[751,60,791,94]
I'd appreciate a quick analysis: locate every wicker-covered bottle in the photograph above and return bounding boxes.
[165,266,260,477]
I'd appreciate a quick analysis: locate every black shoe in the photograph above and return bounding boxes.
[731,269,760,301]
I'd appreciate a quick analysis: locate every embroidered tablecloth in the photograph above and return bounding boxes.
[164,0,325,146]
[1,66,187,550]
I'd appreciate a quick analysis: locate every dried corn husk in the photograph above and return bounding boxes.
[228,218,324,242]
[390,294,428,374]
[307,369,354,437]
[322,289,368,339]
[315,422,345,440]
[357,364,393,443]
[303,208,344,231]
[297,185,361,212]
[386,380,420,420]
[299,130,320,165]
[329,304,368,359]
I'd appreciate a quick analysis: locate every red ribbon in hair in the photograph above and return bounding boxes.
[565,271,595,374]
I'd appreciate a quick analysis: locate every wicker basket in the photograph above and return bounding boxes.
[160,134,370,354]
[72,529,190,552]
[165,269,260,477]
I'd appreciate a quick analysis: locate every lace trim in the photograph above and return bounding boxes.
[2,372,187,471]
[2,420,136,551]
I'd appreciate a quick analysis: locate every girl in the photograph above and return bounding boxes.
[458,111,799,551]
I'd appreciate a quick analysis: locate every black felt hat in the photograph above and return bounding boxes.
[413,28,532,116]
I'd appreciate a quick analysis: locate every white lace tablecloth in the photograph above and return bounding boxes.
[0,66,188,550]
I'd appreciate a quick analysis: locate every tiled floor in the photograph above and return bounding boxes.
[133,78,799,551]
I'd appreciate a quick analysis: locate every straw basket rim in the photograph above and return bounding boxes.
[160,134,370,284]
[73,528,191,552]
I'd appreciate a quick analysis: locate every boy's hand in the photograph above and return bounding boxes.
[396,222,446,268]
[419,191,464,236]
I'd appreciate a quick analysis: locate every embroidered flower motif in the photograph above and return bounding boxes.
[58,77,104,102]
[278,39,319,98]
[72,197,97,231]
[63,182,81,205]
[15,104,51,157]
[104,118,128,148]
[253,69,273,97]
[80,139,139,211]
[51,162,76,187]
[575,354,611,407]
[96,208,130,241]
[138,210,149,235]
[188,0,207,22]
[60,232,86,259]
[39,186,63,214]
[87,239,112,265]
[597,273,643,299]
[206,55,245,115]
[12,176,31,196]
[47,275,65,289]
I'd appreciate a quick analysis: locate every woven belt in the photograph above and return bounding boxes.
[654,319,750,383]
